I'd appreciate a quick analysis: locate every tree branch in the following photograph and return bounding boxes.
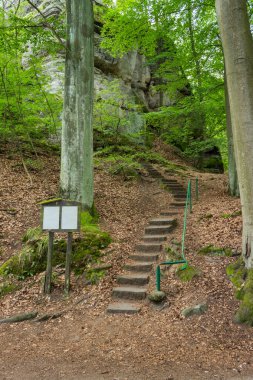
[26,0,66,50]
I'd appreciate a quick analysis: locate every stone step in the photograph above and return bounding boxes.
[145,225,173,235]
[117,273,149,286]
[124,262,153,272]
[135,243,162,252]
[170,202,186,207]
[112,286,147,300]
[107,302,141,314]
[160,211,178,216]
[167,186,185,190]
[143,235,167,242]
[130,253,159,262]
[164,182,182,186]
[149,218,176,226]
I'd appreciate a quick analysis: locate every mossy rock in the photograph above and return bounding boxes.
[182,303,208,318]
[198,245,233,257]
[148,290,166,303]
[234,269,253,325]
[227,260,253,325]
[226,258,247,299]
[0,214,111,280]
[176,265,201,282]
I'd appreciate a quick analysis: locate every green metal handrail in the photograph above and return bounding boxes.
[155,178,198,291]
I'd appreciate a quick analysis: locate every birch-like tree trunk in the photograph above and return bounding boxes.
[224,70,239,197]
[216,0,253,267]
[60,0,94,210]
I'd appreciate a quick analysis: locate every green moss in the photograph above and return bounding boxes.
[176,265,201,282]
[221,210,242,219]
[234,269,253,325]
[226,259,253,325]
[226,258,247,300]
[148,290,166,303]
[198,245,233,257]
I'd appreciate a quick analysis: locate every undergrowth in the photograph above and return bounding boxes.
[0,211,111,295]
[94,142,188,180]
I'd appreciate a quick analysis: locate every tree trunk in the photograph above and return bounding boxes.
[224,69,239,197]
[216,0,253,268]
[60,0,94,210]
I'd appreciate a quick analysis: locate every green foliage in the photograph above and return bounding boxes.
[0,281,18,298]
[176,265,201,282]
[94,79,143,146]
[95,140,188,181]
[101,0,228,168]
[0,6,63,147]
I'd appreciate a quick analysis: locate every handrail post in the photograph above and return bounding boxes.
[189,180,192,213]
[156,265,161,291]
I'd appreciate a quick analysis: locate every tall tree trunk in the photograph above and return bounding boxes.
[224,69,239,197]
[216,0,253,268]
[60,0,94,210]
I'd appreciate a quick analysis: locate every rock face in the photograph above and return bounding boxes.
[9,0,170,132]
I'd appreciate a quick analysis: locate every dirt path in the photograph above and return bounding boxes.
[0,154,253,380]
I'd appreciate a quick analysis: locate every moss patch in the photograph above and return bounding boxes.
[227,259,253,326]
[221,210,242,219]
[198,245,233,257]
[176,265,201,282]
[0,213,111,287]
[226,258,247,299]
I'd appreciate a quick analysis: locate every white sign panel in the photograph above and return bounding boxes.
[43,206,60,230]
[61,206,78,230]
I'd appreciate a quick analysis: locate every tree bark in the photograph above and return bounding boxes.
[216,0,253,267]
[60,0,94,210]
[224,69,239,197]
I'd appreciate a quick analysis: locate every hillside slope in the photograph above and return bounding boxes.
[0,145,251,380]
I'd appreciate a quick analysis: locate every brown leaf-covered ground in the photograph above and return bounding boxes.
[0,147,252,380]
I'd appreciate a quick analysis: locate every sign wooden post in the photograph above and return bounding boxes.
[44,231,54,294]
[65,232,73,294]
[40,199,80,295]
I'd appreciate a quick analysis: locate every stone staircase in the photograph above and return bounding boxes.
[107,165,186,314]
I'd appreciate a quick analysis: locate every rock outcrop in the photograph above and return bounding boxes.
[8,0,171,132]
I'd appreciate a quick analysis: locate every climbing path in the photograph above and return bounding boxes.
[107,164,186,314]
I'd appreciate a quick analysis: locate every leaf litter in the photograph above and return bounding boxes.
[0,150,252,380]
